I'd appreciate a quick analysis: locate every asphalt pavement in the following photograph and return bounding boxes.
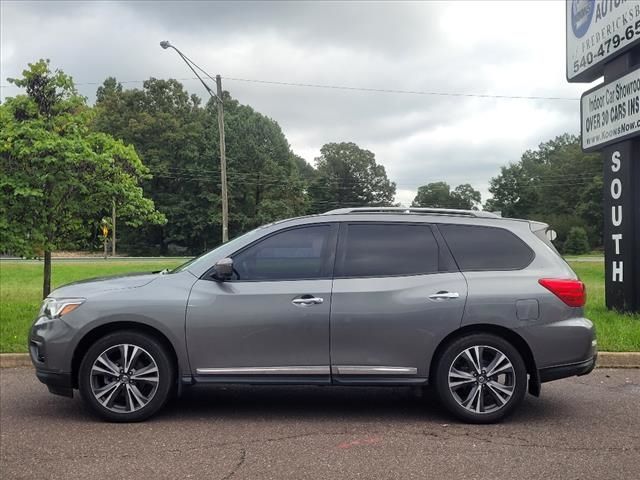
[1,367,638,479]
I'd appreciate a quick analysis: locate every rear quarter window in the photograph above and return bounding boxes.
[439,224,534,271]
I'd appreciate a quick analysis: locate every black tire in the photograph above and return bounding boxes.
[78,330,175,422]
[434,333,527,424]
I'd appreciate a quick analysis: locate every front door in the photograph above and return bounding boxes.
[186,223,337,383]
[330,222,467,383]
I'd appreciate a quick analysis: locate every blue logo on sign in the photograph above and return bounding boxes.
[571,0,595,38]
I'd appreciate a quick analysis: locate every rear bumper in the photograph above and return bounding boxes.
[539,354,597,383]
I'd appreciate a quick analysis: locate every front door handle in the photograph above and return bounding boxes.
[292,296,324,307]
[428,291,460,300]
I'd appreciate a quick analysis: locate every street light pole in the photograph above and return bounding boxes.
[160,40,229,243]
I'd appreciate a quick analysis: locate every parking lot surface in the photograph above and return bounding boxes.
[1,368,638,479]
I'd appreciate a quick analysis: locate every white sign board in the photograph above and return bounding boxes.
[581,66,640,151]
[567,0,640,82]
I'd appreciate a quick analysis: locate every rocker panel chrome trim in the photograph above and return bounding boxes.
[331,366,418,375]
[196,366,330,375]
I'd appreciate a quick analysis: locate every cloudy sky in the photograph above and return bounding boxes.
[1,0,590,205]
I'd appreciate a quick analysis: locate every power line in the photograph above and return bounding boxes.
[160,165,603,185]
[152,168,603,189]
[221,76,579,101]
[0,75,579,101]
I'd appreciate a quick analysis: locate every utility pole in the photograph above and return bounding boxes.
[111,199,116,256]
[160,40,230,244]
[216,75,229,243]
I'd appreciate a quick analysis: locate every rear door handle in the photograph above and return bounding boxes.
[428,291,460,300]
[292,296,324,307]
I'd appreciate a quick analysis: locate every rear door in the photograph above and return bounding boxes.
[330,222,467,383]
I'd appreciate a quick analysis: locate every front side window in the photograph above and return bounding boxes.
[337,223,439,277]
[439,224,534,271]
[232,225,332,281]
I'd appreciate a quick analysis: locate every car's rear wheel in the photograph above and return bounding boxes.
[434,333,527,423]
[78,331,174,422]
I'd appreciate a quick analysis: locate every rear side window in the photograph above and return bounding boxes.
[232,225,332,280]
[439,224,534,271]
[337,223,439,277]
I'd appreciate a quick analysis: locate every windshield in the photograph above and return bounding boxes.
[169,255,202,274]
[169,227,263,274]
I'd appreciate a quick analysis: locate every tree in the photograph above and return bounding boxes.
[94,79,308,254]
[95,77,215,254]
[483,162,535,218]
[219,96,308,233]
[564,227,590,255]
[291,153,316,184]
[484,134,602,247]
[452,184,482,210]
[308,142,396,212]
[411,182,481,209]
[411,181,450,208]
[0,60,164,297]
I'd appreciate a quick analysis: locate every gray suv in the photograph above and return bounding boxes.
[30,207,597,423]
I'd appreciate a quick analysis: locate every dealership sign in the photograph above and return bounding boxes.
[568,1,640,313]
[567,0,640,82]
[581,66,640,151]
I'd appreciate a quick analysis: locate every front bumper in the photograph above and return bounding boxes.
[34,368,74,397]
[539,353,597,383]
[29,314,78,397]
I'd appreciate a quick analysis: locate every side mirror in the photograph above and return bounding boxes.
[212,257,234,281]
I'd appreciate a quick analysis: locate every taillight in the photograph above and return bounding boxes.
[538,278,586,307]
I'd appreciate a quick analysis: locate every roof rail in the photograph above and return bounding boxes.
[321,207,500,218]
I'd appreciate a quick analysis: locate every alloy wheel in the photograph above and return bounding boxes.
[448,345,516,414]
[90,344,160,413]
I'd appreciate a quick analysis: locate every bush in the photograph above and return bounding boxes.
[564,227,590,255]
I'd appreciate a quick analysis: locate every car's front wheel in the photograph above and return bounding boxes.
[78,330,175,422]
[434,334,527,423]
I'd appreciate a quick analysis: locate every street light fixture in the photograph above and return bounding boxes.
[159,40,229,243]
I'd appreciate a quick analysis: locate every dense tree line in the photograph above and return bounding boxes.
[411,182,481,210]
[1,60,398,262]
[93,78,397,254]
[484,134,602,252]
[93,77,311,254]
[2,60,606,266]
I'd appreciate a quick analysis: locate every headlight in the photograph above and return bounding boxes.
[39,298,85,319]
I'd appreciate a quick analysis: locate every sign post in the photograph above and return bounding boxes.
[568,0,640,313]
[101,222,109,260]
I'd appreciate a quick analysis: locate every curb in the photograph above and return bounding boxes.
[0,354,32,368]
[1,352,639,369]
[596,352,640,368]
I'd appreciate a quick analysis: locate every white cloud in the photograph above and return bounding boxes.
[0,0,590,208]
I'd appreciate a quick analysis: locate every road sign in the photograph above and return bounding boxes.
[566,0,640,82]
[602,143,640,311]
[581,66,640,151]
[101,225,109,237]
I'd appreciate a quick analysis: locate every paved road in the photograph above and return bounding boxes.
[1,368,638,479]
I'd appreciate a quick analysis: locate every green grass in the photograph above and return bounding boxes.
[569,262,640,352]
[0,260,183,353]
[0,259,638,353]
